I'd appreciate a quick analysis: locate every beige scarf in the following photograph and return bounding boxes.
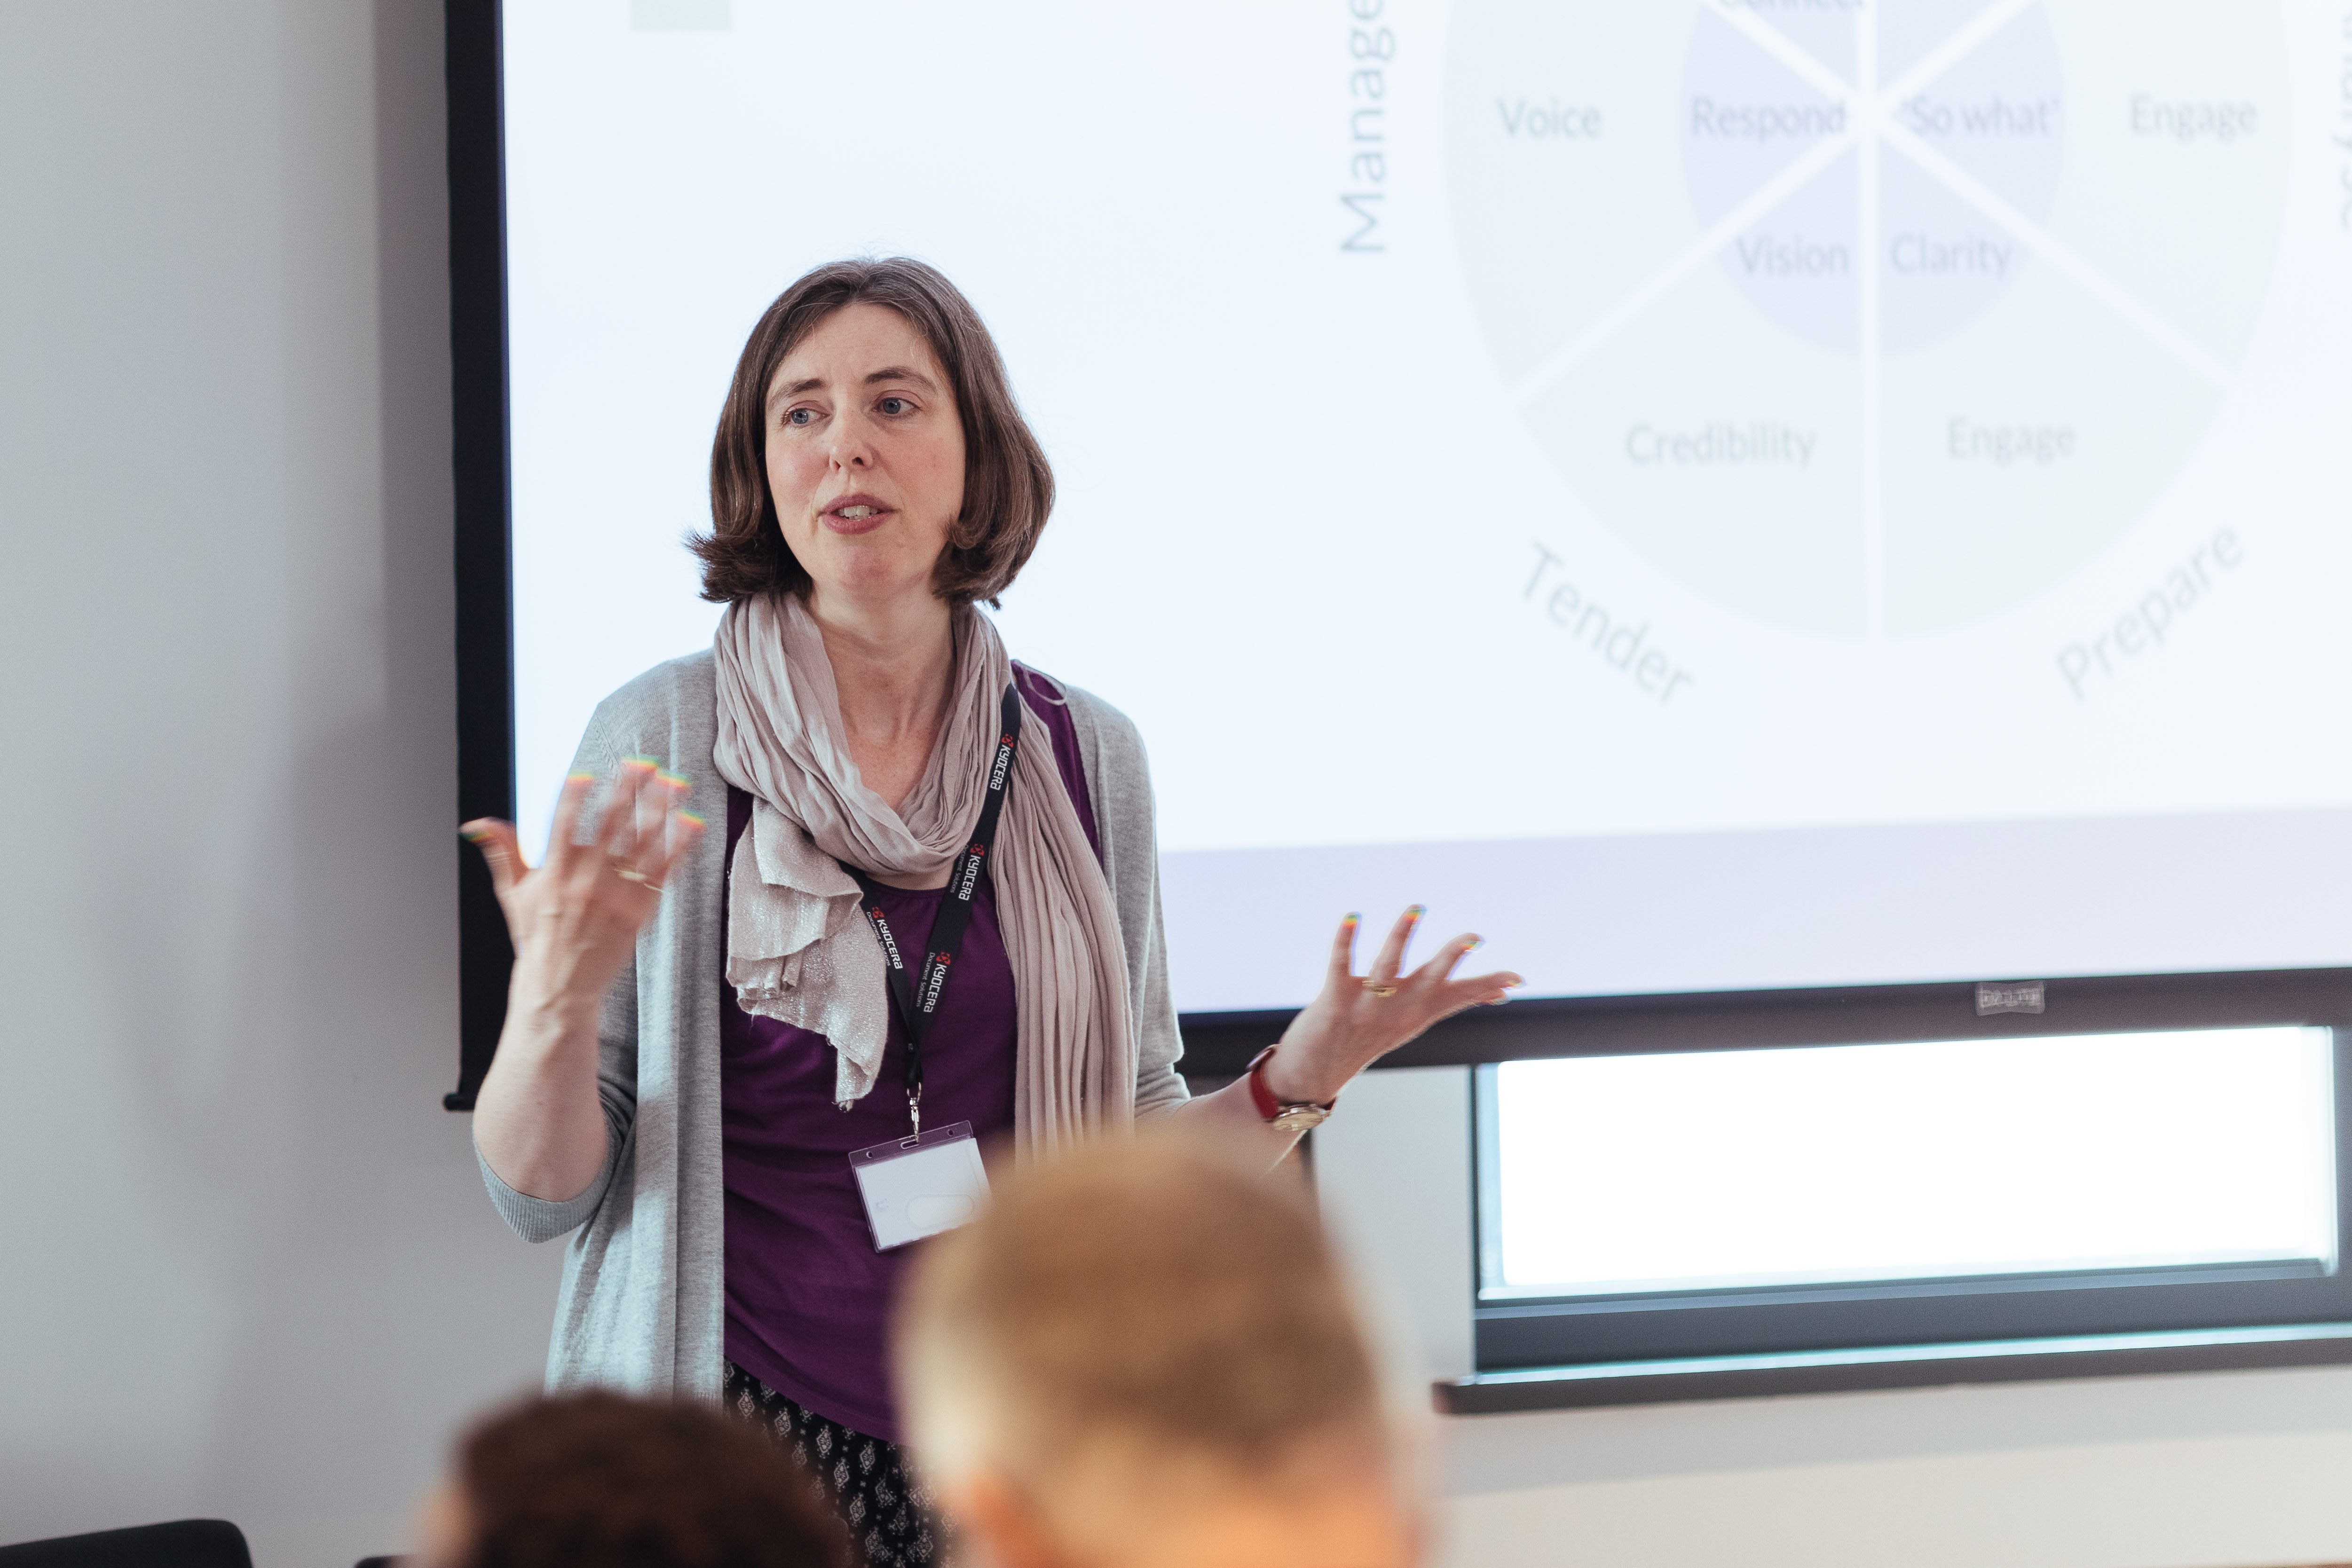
[710,594,1135,1151]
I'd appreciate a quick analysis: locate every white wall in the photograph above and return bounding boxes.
[0,4,562,1561]
[1318,1068,2352,1568]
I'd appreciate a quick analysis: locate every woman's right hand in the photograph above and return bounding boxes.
[464,759,703,1201]
[464,759,704,1034]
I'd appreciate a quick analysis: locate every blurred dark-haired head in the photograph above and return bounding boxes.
[417,1390,847,1568]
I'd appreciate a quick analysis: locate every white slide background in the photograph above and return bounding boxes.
[503,0,2352,1013]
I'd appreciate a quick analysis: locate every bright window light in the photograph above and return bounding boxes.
[1482,1028,2338,1300]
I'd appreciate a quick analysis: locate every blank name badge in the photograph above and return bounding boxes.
[848,1122,991,1252]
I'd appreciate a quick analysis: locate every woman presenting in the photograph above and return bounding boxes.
[463,259,1518,1566]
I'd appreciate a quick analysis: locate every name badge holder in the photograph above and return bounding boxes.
[849,1122,991,1252]
[842,683,1023,1252]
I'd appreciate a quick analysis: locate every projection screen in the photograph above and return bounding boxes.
[494,0,2352,1018]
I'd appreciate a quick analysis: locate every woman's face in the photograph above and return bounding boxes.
[764,302,967,612]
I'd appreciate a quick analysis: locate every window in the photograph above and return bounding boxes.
[1473,1025,2352,1371]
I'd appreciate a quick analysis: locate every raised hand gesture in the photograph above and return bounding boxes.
[1257,907,1522,1106]
[463,759,704,1199]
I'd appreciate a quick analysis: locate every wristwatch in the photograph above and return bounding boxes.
[1245,1044,1336,1134]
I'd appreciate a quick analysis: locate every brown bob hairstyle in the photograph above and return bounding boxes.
[691,257,1054,608]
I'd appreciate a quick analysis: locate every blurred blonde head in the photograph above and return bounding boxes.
[894,1131,1421,1568]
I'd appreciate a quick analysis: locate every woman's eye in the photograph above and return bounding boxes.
[877,397,909,416]
[785,408,816,427]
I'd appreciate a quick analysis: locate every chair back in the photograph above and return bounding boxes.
[0,1521,251,1568]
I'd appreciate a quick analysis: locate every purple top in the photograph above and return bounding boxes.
[720,666,1098,1442]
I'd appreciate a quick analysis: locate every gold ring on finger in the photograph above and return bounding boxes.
[1362,981,1400,998]
[615,866,656,888]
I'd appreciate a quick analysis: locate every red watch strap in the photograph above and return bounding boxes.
[1245,1044,1332,1121]
[1245,1044,1282,1121]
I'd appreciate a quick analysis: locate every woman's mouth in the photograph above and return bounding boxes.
[821,495,893,534]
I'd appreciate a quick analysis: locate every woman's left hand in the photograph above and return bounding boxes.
[1258,907,1523,1105]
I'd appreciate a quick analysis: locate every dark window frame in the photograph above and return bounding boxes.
[1208,971,2352,1406]
[1468,1019,2352,1369]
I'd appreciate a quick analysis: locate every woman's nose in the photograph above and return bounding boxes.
[827,414,879,468]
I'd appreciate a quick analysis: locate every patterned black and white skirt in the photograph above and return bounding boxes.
[725,1362,952,1568]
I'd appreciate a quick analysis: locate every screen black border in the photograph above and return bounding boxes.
[446,0,513,1111]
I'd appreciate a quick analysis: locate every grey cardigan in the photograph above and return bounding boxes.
[477,650,1189,1396]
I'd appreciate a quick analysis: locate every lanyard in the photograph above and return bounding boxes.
[840,682,1023,1134]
